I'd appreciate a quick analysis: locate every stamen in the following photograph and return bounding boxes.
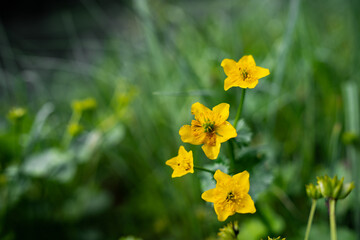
[226,191,235,201]
[202,119,215,133]
[239,68,249,80]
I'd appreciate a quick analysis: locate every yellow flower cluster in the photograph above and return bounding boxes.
[166,55,270,221]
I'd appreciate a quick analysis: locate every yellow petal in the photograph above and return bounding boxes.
[212,103,230,124]
[238,55,256,68]
[214,203,234,221]
[254,66,270,79]
[172,168,188,178]
[179,125,205,145]
[247,79,259,89]
[214,169,232,183]
[191,102,210,117]
[232,170,250,193]
[165,156,178,168]
[178,145,187,155]
[216,122,237,143]
[224,76,253,90]
[187,150,194,173]
[201,188,217,202]
[221,58,237,76]
[235,194,256,213]
[224,76,239,91]
[202,142,221,160]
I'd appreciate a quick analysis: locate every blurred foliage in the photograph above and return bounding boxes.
[0,0,359,239]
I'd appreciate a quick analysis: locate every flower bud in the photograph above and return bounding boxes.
[306,183,322,199]
[342,131,359,145]
[332,177,343,199]
[317,175,354,200]
[7,107,27,123]
[338,182,355,199]
[218,221,239,240]
[317,175,332,198]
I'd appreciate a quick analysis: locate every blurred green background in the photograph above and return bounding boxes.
[0,0,359,239]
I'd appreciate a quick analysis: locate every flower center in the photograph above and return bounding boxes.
[239,68,251,81]
[226,191,235,201]
[202,120,215,133]
[184,162,191,171]
[177,159,191,171]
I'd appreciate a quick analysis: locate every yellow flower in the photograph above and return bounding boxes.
[179,102,237,160]
[166,146,194,178]
[201,170,256,221]
[67,123,83,137]
[72,98,97,113]
[221,55,270,90]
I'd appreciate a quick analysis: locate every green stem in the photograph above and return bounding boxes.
[304,199,317,240]
[62,111,82,148]
[329,199,337,240]
[233,89,246,129]
[194,166,215,175]
[228,140,236,173]
[230,89,246,174]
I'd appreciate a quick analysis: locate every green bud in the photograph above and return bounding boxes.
[7,107,27,123]
[317,175,333,198]
[332,177,344,199]
[119,236,142,240]
[342,131,359,145]
[218,221,239,240]
[266,237,286,240]
[317,175,354,200]
[306,183,322,199]
[338,182,355,199]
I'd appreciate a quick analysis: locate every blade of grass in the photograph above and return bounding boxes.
[23,103,55,156]
[342,81,360,239]
[268,0,301,125]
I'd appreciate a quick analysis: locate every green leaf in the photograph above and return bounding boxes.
[22,148,75,182]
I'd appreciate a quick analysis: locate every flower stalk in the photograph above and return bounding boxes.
[329,199,337,240]
[194,165,215,175]
[304,199,317,240]
[233,89,246,129]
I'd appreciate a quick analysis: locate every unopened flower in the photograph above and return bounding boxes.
[306,183,322,199]
[342,131,359,145]
[179,102,237,160]
[166,146,194,178]
[317,175,354,200]
[218,221,239,240]
[338,182,355,199]
[265,237,286,240]
[221,55,270,90]
[201,170,256,221]
[7,107,27,123]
